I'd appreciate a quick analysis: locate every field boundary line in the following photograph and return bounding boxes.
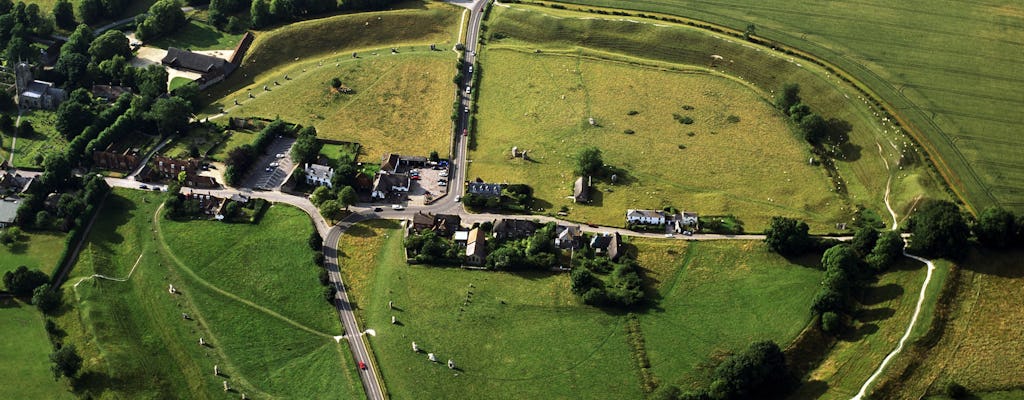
[152,204,337,339]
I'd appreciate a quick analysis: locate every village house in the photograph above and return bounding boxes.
[381,153,428,174]
[151,156,200,178]
[0,196,20,228]
[492,218,539,240]
[16,62,66,110]
[411,211,434,232]
[590,232,622,261]
[371,173,410,200]
[433,214,462,237]
[93,150,142,172]
[573,176,591,203]
[555,225,583,249]
[465,227,487,265]
[626,209,666,225]
[675,212,699,232]
[467,182,502,198]
[0,171,33,194]
[305,163,334,188]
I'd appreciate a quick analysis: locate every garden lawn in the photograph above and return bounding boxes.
[213,52,454,161]
[4,110,68,169]
[0,229,66,275]
[161,125,230,159]
[550,0,1024,214]
[0,301,75,399]
[149,20,244,51]
[482,4,949,231]
[632,239,822,388]
[339,222,824,398]
[55,188,360,398]
[881,249,1024,398]
[472,48,845,232]
[207,128,255,162]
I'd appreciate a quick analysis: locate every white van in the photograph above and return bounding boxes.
[391,204,405,210]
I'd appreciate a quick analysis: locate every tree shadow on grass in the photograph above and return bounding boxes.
[854,307,895,323]
[962,248,1024,279]
[0,297,21,309]
[342,224,378,238]
[791,380,829,400]
[72,370,115,398]
[839,323,878,342]
[859,283,904,306]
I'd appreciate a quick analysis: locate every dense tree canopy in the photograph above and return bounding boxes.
[763,216,811,256]
[575,146,603,176]
[974,207,1017,249]
[146,96,192,135]
[88,30,130,62]
[53,0,75,30]
[908,200,969,259]
[49,344,83,380]
[135,0,186,41]
[708,341,796,400]
[3,265,49,296]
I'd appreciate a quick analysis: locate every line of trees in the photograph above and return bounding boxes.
[655,341,797,400]
[250,0,403,29]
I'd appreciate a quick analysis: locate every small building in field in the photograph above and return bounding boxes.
[626,209,666,225]
[305,163,335,188]
[590,232,621,261]
[465,227,487,265]
[573,176,590,203]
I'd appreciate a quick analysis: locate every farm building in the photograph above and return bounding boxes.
[626,209,666,225]
[573,176,591,203]
[590,232,622,261]
[161,48,228,75]
[465,227,487,265]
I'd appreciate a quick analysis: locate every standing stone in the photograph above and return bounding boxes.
[412,342,419,352]
[223,381,230,392]
[391,316,397,325]
[448,359,455,369]
[214,365,220,376]
[428,353,436,362]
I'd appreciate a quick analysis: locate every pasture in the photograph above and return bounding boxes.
[546,0,1024,214]
[149,20,244,51]
[881,249,1024,398]
[0,302,75,399]
[55,188,361,398]
[0,229,66,275]
[211,52,455,162]
[472,48,845,231]
[337,221,822,397]
[482,4,949,230]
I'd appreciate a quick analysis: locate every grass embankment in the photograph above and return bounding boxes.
[213,52,454,161]
[1,110,68,169]
[550,0,1024,214]
[56,188,360,398]
[881,249,1024,398]
[473,48,844,231]
[149,20,244,51]
[789,256,949,399]
[338,221,821,397]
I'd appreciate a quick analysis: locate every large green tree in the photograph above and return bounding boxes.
[49,344,83,380]
[908,200,969,259]
[763,216,811,256]
[575,146,603,176]
[55,96,95,139]
[53,0,75,30]
[147,96,192,136]
[88,30,130,62]
[2,266,49,297]
[974,207,1017,249]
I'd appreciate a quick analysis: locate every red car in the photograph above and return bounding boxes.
[358,361,367,370]
[462,128,468,136]
[410,175,421,180]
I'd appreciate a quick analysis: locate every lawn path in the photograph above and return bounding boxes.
[852,143,938,400]
[151,204,337,339]
[7,111,21,164]
[71,251,145,290]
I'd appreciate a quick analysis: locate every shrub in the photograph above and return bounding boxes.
[677,144,686,150]
[623,129,635,134]
[726,115,740,123]
[820,311,841,334]
[681,105,694,110]
[626,110,639,115]
[946,381,969,399]
[680,116,694,124]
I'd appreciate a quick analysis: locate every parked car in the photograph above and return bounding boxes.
[439,181,447,186]
[265,167,272,172]
[465,86,471,94]
[139,184,148,189]
[392,204,404,210]
[409,170,420,176]
[373,207,383,212]
[410,175,421,180]
[269,162,279,167]
[455,195,461,202]
[358,361,366,370]
[464,106,470,113]
[665,234,674,238]
[275,153,285,158]
[439,171,448,177]
[468,65,473,73]
[462,128,468,136]
[151,187,161,191]
[682,231,693,236]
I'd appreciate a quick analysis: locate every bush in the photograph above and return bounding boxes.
[33,284,63,315]
[623,129,635,134]
[3,266,50,297]
[680,116,694,124]
[726,115,740,123]
[946,381,969,399]
[820,311,841,334]
[626,110,639,115]
[323,286,337,303]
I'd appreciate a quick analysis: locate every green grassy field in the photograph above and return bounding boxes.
[211,52,455,162]
[161,125,230,159]
[1,110,68,169]
[0,229,66,275]
[0,301,76,399]
[478,4,948,231]
[880,249,1024,398]
[548,0,1024,215]
[473,48,847,231]
[789,256,949,399]
[149,20,244,51]
[55,188,361,398]
[338,221,822,398]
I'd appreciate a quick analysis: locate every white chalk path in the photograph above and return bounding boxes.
[852,144,938,400]
[72,252,145,289]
